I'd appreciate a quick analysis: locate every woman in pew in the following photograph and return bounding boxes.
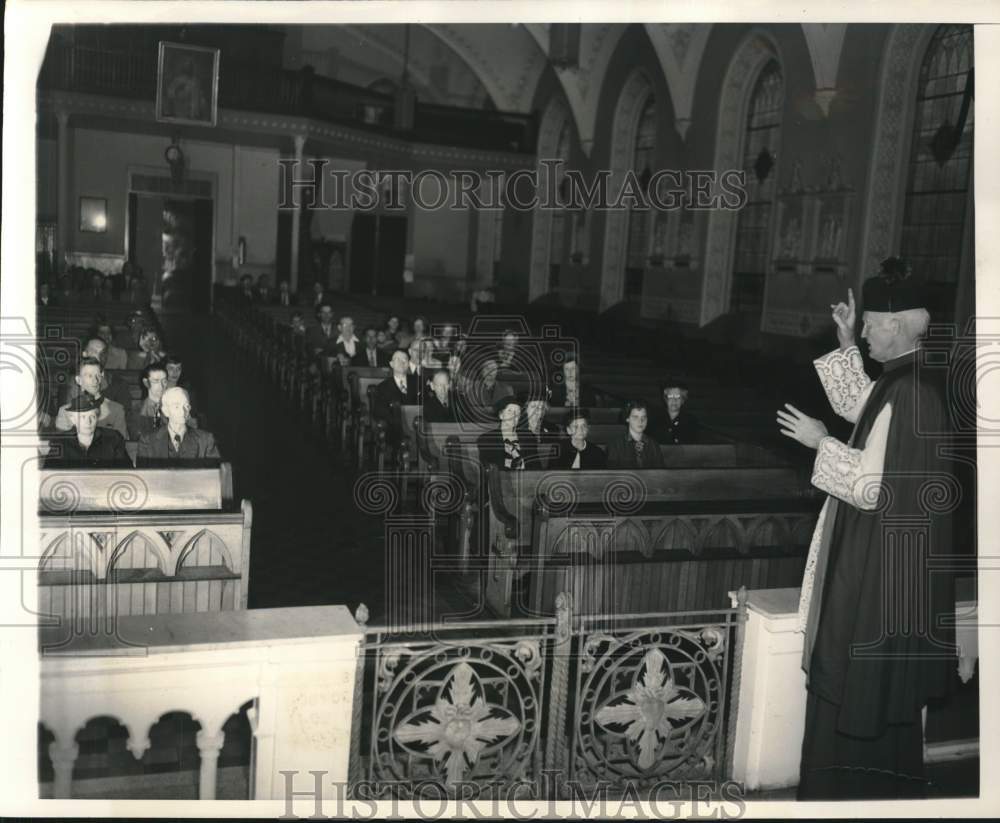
[477,395,527,471]
[44,393,131,468]
[653,378,700,445]
[606,401,665,469]
[549,353,597,407]
[549,408,608,470]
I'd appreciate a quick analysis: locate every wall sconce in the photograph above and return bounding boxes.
[79,197,108,233]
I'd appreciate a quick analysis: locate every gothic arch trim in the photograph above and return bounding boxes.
[598,69,655,312]
[855,24,938,295]
[699,30,783,326]
[528,96,572,302]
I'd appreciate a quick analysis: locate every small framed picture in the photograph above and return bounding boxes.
[155,41,220,127]
[79,197,108,233]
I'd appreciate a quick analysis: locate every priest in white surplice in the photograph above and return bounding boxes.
[776,258,956,800]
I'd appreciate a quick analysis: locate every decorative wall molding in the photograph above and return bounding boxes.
[800,24,846,115]
[643,24,712,141]
[599,70,653,313]
[856,24,936,295]
[528,98,572,302]
[700,31,781,327]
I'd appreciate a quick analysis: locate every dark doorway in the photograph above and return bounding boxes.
[128,194,214,313]
[349,213,407,297]
[349,214,376,295]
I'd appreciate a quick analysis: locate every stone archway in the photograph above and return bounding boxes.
[699,31,781,326]
[598,69,653,313]
[528,96,572,302]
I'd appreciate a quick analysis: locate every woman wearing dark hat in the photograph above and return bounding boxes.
[44,393,131,468]
[549,408,607,470]
[657,378,699,445]
[476,395,526,470]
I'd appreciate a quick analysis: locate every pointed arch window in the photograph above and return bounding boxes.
[730,59,783,316]
[624,96,657,298]
[898,24,973,310]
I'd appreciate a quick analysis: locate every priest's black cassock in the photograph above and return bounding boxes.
[796,272,957,800]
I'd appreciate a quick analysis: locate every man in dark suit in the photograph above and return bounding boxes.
[423,368,457,423]
[305,303,338,359]
[45,393,131,468]
[276,279,295,307]
[476,395,525,471]
[255,274,273,304]
[549,408,608,469]
[606,401,665,469]
[237,274,256,304]
[37,282,57,307]
[360,326,390,368]
[136,387,220,465]
[372,350,418,445]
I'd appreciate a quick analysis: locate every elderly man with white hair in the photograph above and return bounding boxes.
[136,386,220,464]
[777,257,956,800]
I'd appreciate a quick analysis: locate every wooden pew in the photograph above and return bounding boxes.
[37,465,250,624]
[484,465,815,616]
[345,366,389,466]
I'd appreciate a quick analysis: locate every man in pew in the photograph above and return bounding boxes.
[496,329,519,370]
[467,358,513,409]
[127,362,168,440]
[127,328,167,369]
[422,368,458,423]
[238,274,256,304]
[137,387,220,465]
[255,274,273,303]
[361,326,390,368]
[276,279,294,307]
[37,281,57,307]
[54,356,129,441]
[477,395,527,470]
[606,401,665,469]
[164,355,201,421]
[92,318,128,370]
[307,281,327,309]
[654,378,700,445]
[80,336,133,410]
[305,302,338,360]
[549,352,597,407]
[548,407,607,470]
[373,350,419,446]
[45,393,131,468]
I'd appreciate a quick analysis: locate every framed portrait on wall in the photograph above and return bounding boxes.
[155,41,220,127]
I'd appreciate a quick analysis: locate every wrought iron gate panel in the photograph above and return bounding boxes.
[349,590,747,799]
[354,617,557,798]
[567,611,737,791]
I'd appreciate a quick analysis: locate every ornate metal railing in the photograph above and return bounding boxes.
[348,589,748,799]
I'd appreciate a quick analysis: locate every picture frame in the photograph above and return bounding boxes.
[78,197,108,233]
[155,41,220,127]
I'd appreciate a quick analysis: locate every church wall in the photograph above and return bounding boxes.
[410,174,472,302]
[67,128,282,278]
[37,138,59,219]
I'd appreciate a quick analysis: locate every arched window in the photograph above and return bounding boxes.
[730,59,783,316]
[898,24,973,314]
[548,121,571,290]
[625,96,656,299]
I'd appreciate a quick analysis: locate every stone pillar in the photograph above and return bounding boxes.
[195,728,226,800]
[56,110,71,274]
[49,738,78,799]
[290,134,306,294]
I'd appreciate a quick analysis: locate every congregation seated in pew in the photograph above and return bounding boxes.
[44,393,131,468]
[136,387,220,465]
[372,350,419,446]
[476,395,548,471]
[549,352,597,408]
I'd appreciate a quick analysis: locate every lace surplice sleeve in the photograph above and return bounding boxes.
[813,345,874,423]
[811,402,892,511]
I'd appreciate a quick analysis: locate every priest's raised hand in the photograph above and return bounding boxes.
[776,403,828,449]
[830,287,856,351]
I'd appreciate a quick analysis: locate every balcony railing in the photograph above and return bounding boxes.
[38,43,537,154]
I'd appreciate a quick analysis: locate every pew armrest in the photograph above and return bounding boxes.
[486,464,518,540]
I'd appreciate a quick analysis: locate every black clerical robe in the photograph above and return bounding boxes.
[796,346,955,800]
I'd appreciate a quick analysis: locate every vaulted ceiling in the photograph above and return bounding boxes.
[282,23,849,154]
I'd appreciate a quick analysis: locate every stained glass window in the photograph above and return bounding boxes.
[730,60,783,316]
[899,25,973,292]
